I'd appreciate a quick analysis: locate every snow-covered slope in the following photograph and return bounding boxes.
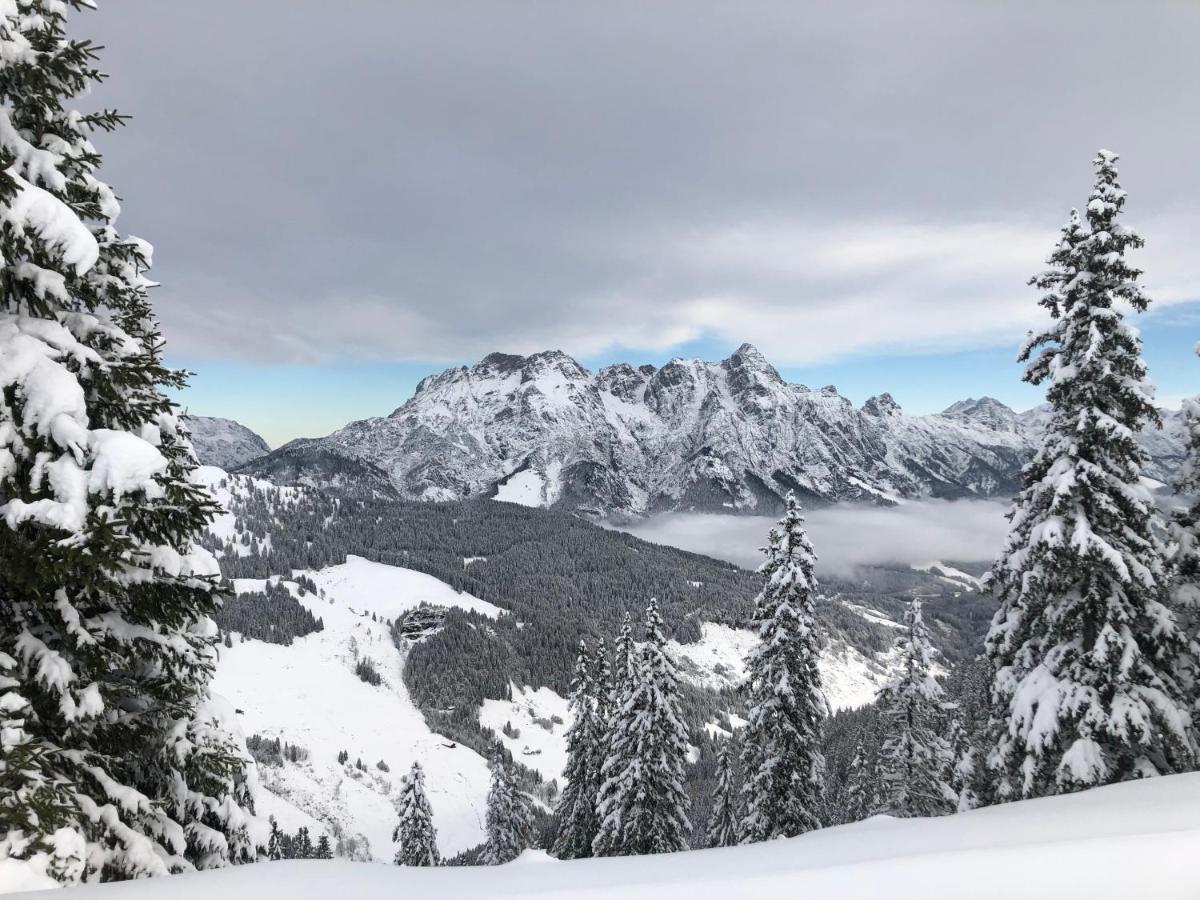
[667,621,896,711]
[27,773,1200,899]
[242,346,1185,518]
[185,415,271,470]
[211,557,503,862]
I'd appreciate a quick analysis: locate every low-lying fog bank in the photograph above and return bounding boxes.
[617,499,1011,577]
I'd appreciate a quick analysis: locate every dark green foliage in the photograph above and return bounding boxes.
[214,580,324,646]
[0,2,254,881]
[355,657,383,686]
[246,734,308,767]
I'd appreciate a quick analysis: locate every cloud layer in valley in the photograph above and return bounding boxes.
[620,500,1012,577]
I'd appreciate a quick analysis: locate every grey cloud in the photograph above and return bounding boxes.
[82,1,1200,364]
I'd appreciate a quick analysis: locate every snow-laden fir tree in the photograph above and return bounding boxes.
[590,616,634,852]
[592,600,692,856]
[984,150,1196,799]
[876,601,955,817]
[314,834,332,860]
[393,762,440,866]
[705,739,740,848]
[739,493,828,842]
[1167,352,1200,723]
[480,744,532,865]
[266,818,283,861]
[0,1,256,884]
[842,739,878,824]
[948,717,980,812]
[552,641,601,859]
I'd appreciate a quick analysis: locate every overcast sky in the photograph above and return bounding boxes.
[80,1,1200,445]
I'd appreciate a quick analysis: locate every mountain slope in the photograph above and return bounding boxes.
[25,773,1200,899]
[241,346,1185,518]
[212,561,501,863]
[186,415,272,470]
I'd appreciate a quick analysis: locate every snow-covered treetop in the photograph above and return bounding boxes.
[758,491,818,595]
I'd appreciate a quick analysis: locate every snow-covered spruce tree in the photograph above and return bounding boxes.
[984,150,1196,800]
[1167,356,1200,723]
[842,739,878,824]
[876,601,955,817]
[480,745,532,865]
[551,641,600,859]
[393,762,440,866]
[948,717,979,813]
[0,1,256,884]
[705,739,740,848]
[592,600,692,856]
[738,493,827,843]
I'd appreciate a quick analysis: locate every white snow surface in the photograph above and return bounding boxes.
[209,557,505,863]
[667,622,894,711]
[478,683,572,782]
[22,773,1200,898]
[492,468,547,507]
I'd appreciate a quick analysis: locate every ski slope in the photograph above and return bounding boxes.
[19,773,1199,898]
[212,556,504,862]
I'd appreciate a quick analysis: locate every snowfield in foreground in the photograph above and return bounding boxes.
[17,773,1199,899]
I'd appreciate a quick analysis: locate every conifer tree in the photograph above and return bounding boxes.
[552,641,600,859]
[985,150,1196,799]
[739,494,827,842]
[315,834,333,860]
[842,739,877,824]
[612,612,636,688]
[591,617,635,854]
[948,717,980,812]
[591,639,613,737]
[876,601,955,817]
[593,600,692,856]
[705,739,740,848]
[1167,356,1200,722]
[295,827,313,859]
[0,2,255,884]
[393,762,440,866]
[266,818,282,861]
[480,745,531,865]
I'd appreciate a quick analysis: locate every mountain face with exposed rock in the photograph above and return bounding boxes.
[241,345,1185,518]
[184,415,271,471]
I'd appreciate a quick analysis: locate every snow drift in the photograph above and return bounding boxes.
[13,772,1199,898]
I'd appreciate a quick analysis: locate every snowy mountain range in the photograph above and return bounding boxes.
[240,345,1186,518]
[186,415,272,470]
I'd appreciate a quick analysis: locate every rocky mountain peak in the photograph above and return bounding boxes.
[862,393,902,417]
[723,342,782,379]
[941,396,1017,429]
[184,415,271,471]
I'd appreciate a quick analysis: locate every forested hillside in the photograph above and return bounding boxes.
[200,468,998,840]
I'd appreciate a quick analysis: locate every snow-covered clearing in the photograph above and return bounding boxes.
[493,468,546,507]
[212,556,504,862]
[913,560,982,589]
[299,554,502,620]
[668,622,893,711]
[24,773,1200,898]
[478,683,572,782]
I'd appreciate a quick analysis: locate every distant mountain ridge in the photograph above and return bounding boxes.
[240,345,1186,518]
[185,415,271,471]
